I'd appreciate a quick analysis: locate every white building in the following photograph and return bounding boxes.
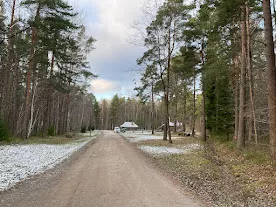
[120,122,139,130]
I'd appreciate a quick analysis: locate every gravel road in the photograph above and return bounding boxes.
[0,131,207,207]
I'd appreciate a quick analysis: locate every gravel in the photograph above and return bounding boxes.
[0,132,99,191]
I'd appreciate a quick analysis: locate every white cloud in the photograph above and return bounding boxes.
[87,0,143,62]
[91,78,121,94]
[68,0,160,99]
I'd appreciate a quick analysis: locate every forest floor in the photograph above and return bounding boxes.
[121,131,276,207]
[0,131,100,191]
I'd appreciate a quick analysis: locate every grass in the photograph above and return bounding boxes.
[0,131,99,146]
[134,132,276,206]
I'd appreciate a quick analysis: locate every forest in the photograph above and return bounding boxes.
[1,0,276,163]
[132,0,276,162]
[0,0,97,139]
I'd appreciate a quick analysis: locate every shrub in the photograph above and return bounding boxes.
[65,132,75,138]
[81,125,87,133]
[87,125,95,131]
[0,118,10,141]
[48,125,55,136]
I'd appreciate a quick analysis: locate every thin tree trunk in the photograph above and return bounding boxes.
[163,87,168,141]
[238,6,247,149]
[183,86,187,132]
[80,99,85,127]
[192,67,196,137]
[12,57,20,134]
[65,77,71,132]
[246,3,258,143]
[47,53,55,130]
[27,82,37,139]
[234,56,239,140]
[174,100,177,132]
[166,27,172,143]
[201,43,207,142]
[23,5,40,139]
[58,95,64,134]
[151,83,155,135]
[1,0,16,122]
[263,0,276,161]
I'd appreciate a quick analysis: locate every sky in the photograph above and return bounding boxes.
[68,0,147,100]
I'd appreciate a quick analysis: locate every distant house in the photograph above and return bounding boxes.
[120,122,139,130]
[157,122,177,131]
[158,122,174,128]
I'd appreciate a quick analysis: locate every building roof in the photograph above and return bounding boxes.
[120,122,139,128]
[157,122,175,129]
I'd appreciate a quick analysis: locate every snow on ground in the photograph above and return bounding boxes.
[0,131,99,191]
[121,131,163,142]
[121,131,202,156]
[138,144,202,156]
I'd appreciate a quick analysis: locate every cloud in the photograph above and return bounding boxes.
[86,0,143,61]
[68,0,153,99]
[91,78,121,94]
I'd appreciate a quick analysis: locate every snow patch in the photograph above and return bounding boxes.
[0,131,99,191]
[138,144,202,156]
[121,131,163,142]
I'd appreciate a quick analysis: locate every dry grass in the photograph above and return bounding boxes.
[209,140,276,205]
[0,132,99,146]
[136,134,276,206]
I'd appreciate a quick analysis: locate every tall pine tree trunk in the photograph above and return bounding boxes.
[151,83,155,135]
[48,53,55,132]
[166,27,172,143]
[174,101,177,133]
[263,0,276,161]
[23,5,40,138]
[238,6,247,149]
[246,3,258,143]
[201,43,206,142]
[1,0,16,122]
[162,82,167,140]
[165,87,170,141]
[12,57,20,135]
[192,67,196,137]
[234,56,239,140]
[183,85,187,133]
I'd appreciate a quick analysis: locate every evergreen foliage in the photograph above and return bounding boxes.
[81,125,87,133]
[47,126,55,136]
[0,118,9,141]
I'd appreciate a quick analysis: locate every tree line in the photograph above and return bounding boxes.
[96,93,200,132]
[0,0,96,139]
[134,0,276,161]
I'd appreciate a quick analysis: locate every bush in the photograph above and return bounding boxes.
[0,118,10,141]
[81,125,87,133]
[87,125,95,131]
[48,126,55,136]
[65,132,75,138]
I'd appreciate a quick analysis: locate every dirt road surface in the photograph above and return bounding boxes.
[0,131,207,207]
